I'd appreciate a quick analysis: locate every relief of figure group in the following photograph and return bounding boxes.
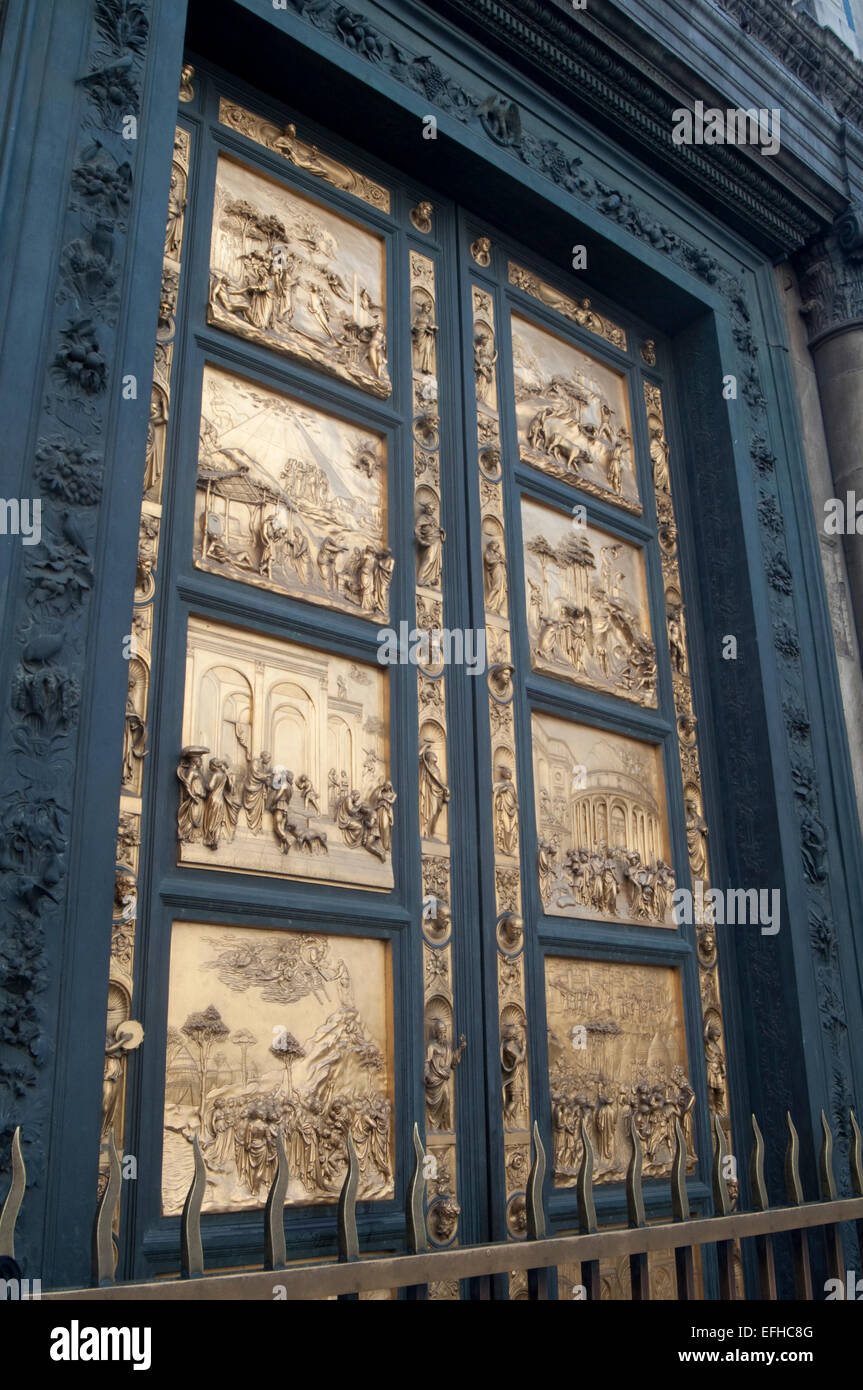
[195,365,392,622]
[163,935,393,1210]
[524,511,657,705]
[513,318,639,510]
[539,836,674,925]
[177,745,395,863]
[550,1065,696,1184]
[208,160,390,397]
[546,958,696,1185]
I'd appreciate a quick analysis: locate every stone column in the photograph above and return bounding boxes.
[796,207,863,655]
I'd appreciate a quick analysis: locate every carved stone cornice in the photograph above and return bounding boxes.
[796,207,863,342]
[716,0,863,125]
[430,0,825,254]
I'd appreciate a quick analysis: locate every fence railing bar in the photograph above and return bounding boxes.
[180,1134,206,1281]
[526,1120,549,1300]
[785,1111,813,1299]
[626,1115,650,1301]
[38,1196,863,1301]
[671,1116,695,1300]
[264,1133,289,1272]
[749,1113,777,1299]
[0,1125,25,1273]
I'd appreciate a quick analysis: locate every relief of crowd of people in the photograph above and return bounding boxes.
[201,1085,392,1200]
[539,834,674,922]
[209,188,388,388]
[551,1063,696,1182]
[177,743,395,861]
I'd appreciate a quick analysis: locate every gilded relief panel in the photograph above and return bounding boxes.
[208,157,390,397]
[508,262,627,352]
[161,922,394,1214]
[533,714,675,926]
[512,314,639,513]
[218,98,391,213]
[194,365,391,620]
[545,957,696,1186]
[522,497,656,706]
[178,616,394,890]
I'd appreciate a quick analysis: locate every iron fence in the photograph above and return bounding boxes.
[2,1109,862,1300]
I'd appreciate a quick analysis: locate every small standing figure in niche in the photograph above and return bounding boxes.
[685,792,709,883]
[474,328,498,405]
[483,536,507,615]
[424,1017,466,1131]
[415,501,446,588]
[493,765,519,856]
[500,1021,527,1124]
[122,680,147,787]
[418,740,450,840]
[411,299,438,375]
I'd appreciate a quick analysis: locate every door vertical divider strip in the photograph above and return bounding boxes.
[99,121,193,1226]
[645,382,732,1147]
[469,274,532,1290]
[411,248,462,1294]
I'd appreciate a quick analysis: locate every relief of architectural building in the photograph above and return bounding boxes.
[533,714,675,927]
[208,157,390,397]
[512,314,640,514]
[161,923,394,1214]
[522,496,657,706]
[193,366,391,620]
[546,957,696,1186]
[178,618,394,890]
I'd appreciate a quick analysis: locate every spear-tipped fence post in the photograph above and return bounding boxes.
[626,1114,649,1300]
[671,1115,695,1299]
[785,1112,812,1300]
[749,1114,777,1299]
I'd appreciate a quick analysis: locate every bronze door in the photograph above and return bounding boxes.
[109,71,727,1293]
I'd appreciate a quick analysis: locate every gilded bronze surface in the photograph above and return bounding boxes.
[558,1248,703,1299]
[522,496,657,706]
[512,314,640,513]
[508,262,627,351]
[178,617,393,890]
[533,713,675,926]
[161,922,394,1214]
[218,98,391,212]
[546,957,696,1185]
[193,365,391,620]
[644,381,731,1127]
[208,157,390,397]
[99,126,191,1204]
